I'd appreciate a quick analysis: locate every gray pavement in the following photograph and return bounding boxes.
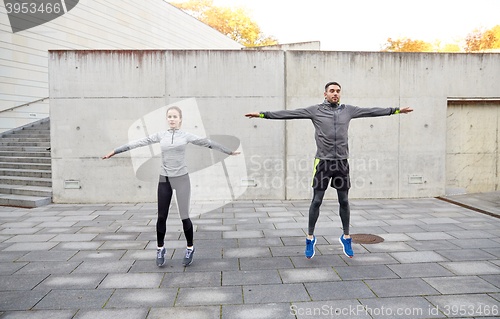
[1,193,500,318]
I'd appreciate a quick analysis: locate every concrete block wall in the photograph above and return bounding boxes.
[49,49,500,203]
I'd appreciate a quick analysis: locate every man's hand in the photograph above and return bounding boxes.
[400,107,413,114]
[245,112,260,118]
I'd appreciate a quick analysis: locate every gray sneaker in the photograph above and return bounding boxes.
[182,247,195,266]
[156,247,166,266]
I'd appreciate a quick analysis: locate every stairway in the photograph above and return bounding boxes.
[0,119,52,207]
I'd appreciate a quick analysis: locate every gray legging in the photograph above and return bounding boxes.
[308,189,350,236]
[157,174,193,247]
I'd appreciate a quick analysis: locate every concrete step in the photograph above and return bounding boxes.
[11,129,50,134]
[0,118,52,207]
[0,162,52,170]
[0,146,50,152]
[0,184,52,197]
[0,138,51,143]
[0,194,51,208]
[0,141,51,147]
[0,151,50,158]
[0,156,51,164]
[0,175,52,187]
[0,168,51,178]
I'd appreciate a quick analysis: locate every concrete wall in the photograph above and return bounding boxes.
[0,0,242,132]
[49,50,500,203]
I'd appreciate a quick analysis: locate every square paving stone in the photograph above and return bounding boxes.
[290,254,346,268]
[176,286,243,306]
[162,271,221,287]
[390,251,449,263]
[426,294,500,318]
[183,258,239,272]
[340,253,399,266]
[359,296,445,319]
[0,291,52,310]
[263,229,305,238]
[423,276,500,294]
[69,250,127,261]
[0,310,77,319]
[237,237,284,247]
[335,265,399,281]
[270,245,309,257]
[97,240,148,250]
[435,249,496,261]
[0,262,28,275]
[74,308,148,319]
[0,251,27,262]
[239,257,294,271]
[3,242,59,251]
[0,274,48,291]
[72,260,134,274]
[242,283,310,304]
[148,306,220,319]
[481,275,500,288]
[406,240,460,251]
[105,288,178,308]
[222,230,264,239]
[34,289,114,310]
[364,278,439,297]
[18,251,77,262]
[98,273,163,289]
[129,260,185,273]
[448,238,500,249]
[362,242,416,253]
[223,246,271,258]
[222,303,293,319]
[35,274,105,290]
[222,269,281,285]
[280,267,340,283]
[4,234,57,242]
[439,261,500,275]
[305,281,376,301]
[51,242,104,250]
[387,263,454,278]
[291,299,371,319]
[15,261,81,275]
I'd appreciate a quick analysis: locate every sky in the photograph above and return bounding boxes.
[212,0,500,51]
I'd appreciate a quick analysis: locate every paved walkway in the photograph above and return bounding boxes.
[1,193,500,318]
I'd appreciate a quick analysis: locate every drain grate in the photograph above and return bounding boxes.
[351,234,384,244]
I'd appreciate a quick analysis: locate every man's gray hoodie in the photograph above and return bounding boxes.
[261,101,399,160]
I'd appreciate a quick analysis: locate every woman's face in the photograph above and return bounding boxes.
[167,109,182,129]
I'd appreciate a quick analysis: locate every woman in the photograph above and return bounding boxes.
[103,106,240,267]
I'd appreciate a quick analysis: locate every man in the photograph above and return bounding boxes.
[245,82,413,258]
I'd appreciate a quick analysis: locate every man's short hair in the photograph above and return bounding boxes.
[325,81,341,91]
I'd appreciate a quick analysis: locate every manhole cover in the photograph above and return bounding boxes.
[351,234,384,244]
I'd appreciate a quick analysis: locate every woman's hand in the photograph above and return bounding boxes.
[102,151,115,159]
[230,151,241,156]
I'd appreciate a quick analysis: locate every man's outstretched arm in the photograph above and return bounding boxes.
[245,107,314,120]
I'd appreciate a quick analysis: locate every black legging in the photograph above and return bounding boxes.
[308,189,350,236]
[157,176,193,247]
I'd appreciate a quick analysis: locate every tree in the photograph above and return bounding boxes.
[170,0,278,47]
[381,37,434,52]
[465,25,500,52]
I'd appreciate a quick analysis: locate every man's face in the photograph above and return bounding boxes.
[324,85,341,104]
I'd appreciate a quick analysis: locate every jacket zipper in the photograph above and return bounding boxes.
[171,129,175,144]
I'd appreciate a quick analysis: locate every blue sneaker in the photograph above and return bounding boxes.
[305,236,316,259]
[339,235,353,258]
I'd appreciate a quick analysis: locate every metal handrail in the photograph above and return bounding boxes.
[0,97,49,113]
